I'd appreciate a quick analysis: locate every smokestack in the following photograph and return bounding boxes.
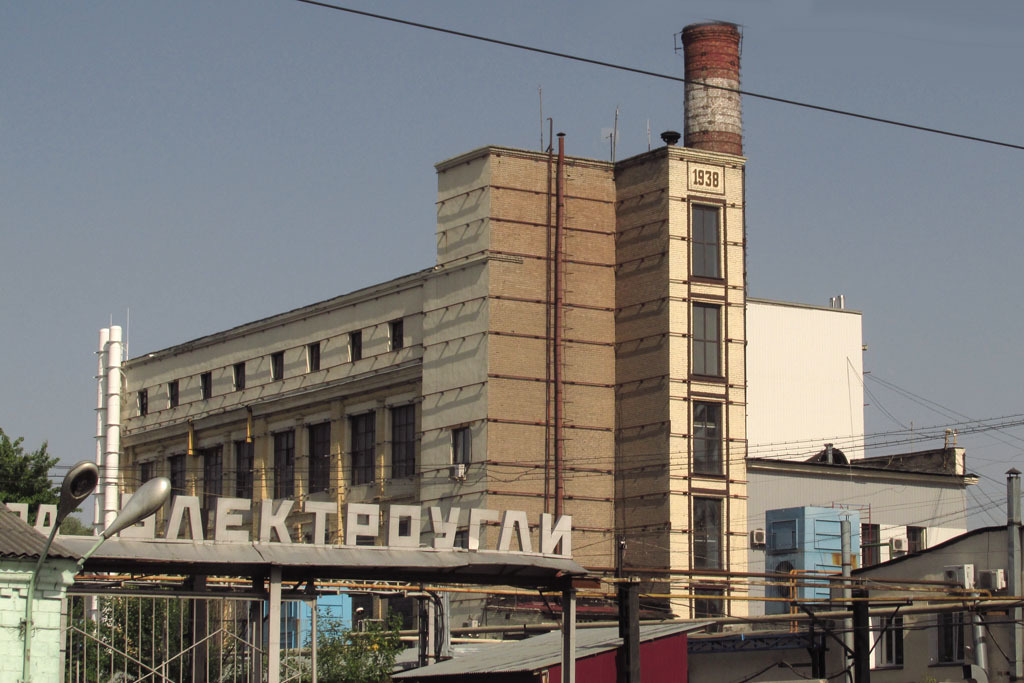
[682,22,742,155]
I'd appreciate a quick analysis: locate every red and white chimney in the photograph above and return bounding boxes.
[682,22,743,156]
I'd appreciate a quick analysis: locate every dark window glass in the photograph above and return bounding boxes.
[390,319,404,351]
[692,304,721,376]
[691,205,721,278]
[452,427,471,465]
[907,526,926,554]
[139,461,153,484]
[138,389,148,416]
[391,405,416,478]
[862,523,880,566]
[693,586,725,619]
[878,615,904,667]
[234,440,254,499]
[938,612,964,663]
[169,454,187,495]
[693,402,722,474]
[308,423,331,494]
[307,343,321,372]
[350,331,362,362]
[454,529,469,549]
[233,362,246,391]
[168,380,179,409]
[350,412,375,485]
[201,446,222,527]
[270,351,285,380]
[693,497,722,569]
[200,371,212,400]
[274,431,295,499]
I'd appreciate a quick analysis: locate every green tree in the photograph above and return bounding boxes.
[0,428,59,514]
[311,612,404,683]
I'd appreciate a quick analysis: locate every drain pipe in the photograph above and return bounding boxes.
[103,326,123,529]
[94,328,109,533]
[553,133,565,518]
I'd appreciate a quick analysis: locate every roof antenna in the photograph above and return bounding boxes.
[538,86,544,152]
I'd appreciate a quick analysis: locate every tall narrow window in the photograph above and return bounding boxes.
[452,426,471,465]
[234,440,254,499]
[937,612,964,663]
[873,615,904,668]
[693,402,722,474]
[200,371,212,400]
[307,342,321,372]
[907,526,926,553]
[691,205,721,278]
[233,362,246,391]
[862,523,880,566]
[168,380,179,409]
[139,461,154,484]
[169,454,187,495]
[201,446,222,525]
[391,405,416,478]
[350,412,375,485]
[692,304,721,377]
[390,319,404,351]
[692,586,725,619]
[273,430,295,499]
[693,497,722,569]
[270,351,285,381]
[350,331,363,362]
[137,389,148,416]
[308,423,331,494]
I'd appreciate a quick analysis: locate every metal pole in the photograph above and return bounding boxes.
[841,518,854,680]
[310,599,318,683]
[971,592,988,675]
[268,568,282,683]
[1008,469,1022,681]
[852,589,870,683]
[561,587,576,683]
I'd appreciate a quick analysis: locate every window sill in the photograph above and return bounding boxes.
[690,275,726,285]
[690,374,726,384]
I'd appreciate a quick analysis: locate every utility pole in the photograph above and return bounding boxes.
[1008,469,1022,681]
[841,517,854,678]
[616,538,640,683]
[852,589,870,683]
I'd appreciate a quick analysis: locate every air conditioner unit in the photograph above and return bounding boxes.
[943,564,976,589]
[450,463,467,481]
[891,537,908,553]
[978,569,1007,592]
[750,528,767,548]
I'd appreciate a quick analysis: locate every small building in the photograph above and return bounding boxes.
[0,503,80,683]
[394,622,705,682]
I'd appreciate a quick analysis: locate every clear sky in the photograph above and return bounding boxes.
[3,1,1023,528]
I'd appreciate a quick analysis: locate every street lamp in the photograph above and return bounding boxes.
[21,464,170,682]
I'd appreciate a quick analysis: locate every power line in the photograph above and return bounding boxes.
[293,0,1024,152]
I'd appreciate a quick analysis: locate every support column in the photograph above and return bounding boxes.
[561,587,576,683]
[1008,469,1022,681]
[268,567,282,683]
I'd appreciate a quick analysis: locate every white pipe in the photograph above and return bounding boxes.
[103,325,122,529]
[94,327,109,533]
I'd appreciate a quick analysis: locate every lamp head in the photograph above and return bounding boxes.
[58,461,99,521]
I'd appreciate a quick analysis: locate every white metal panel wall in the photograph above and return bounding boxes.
[746,300,865,461]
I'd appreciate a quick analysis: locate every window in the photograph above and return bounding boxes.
[273,430,295,499]
[391,405,416,478]
[350,412,375,485]
[350,331,362,362]
[307,342,321,372]
[168,380,179,409]
[139,461,154,484]
[308,423,331,494]
[691,204,721,278]
[200,371,212,400]
[937,612,965,663]
[873,615,904,668]
[692,304,721,377]
[862,523,880,566]
[270,351,285,381]
[234,440,254,499]
[390,319,404,351]
[201,446,222,524]
[169,454,187,495]
[907,526,926,554]
[693,497,722,569]
[454,529,469,549]
[452,426,471,465]
[693,402,722,474]
[137,389,148,416]
[233,362,246,391]
[693,586,725,619]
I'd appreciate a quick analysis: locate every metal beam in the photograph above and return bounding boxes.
[561,587,576,683]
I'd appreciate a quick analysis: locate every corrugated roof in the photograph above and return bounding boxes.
[393,622,709,678]
[0,504,80,561]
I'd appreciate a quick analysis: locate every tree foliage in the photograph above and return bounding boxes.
[311,612,404,683]
[0,428,59,510]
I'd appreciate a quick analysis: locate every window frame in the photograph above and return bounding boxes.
[201,446,223,527]
[862,523,881,567]
[872,614,904,668]
[234,440,254,499]
[390,319,404,351]
[391,404,416,479]
[270,351,285,381]
[692,586,725,620]
[273,430,295,499]
[691,203,722,279]
[350,412,375,485]
[937,611,965,664]
[350,331,363,362]
[307,423,331,494]
[200,371,213,400]
[692,402,723,475]
[693,496,723,570]
[168,380,179,409]
[692,303,722,377]
[907,526,926,554]
[137,389,148,417]
[169,454,187,495]
[139,461,154,484]
[233,362,246,391]
[452,426,472,466]
[307,342,321,373]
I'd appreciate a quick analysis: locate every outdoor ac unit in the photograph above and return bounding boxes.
[891,537,908,553]
[450,463,467,481]
[943,564,976,589]
[978,569,1007,592]
[750,528,767,548]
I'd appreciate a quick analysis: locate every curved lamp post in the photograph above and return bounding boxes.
[21,464,170,683]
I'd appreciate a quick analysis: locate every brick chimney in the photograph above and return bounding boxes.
[682,22,742,155]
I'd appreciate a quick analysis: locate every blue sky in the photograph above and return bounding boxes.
[3,1,1023,527]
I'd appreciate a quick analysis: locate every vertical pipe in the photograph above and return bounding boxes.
[841,518,854,674]
[310,599,318,683]
[268,567,282,683]
[554,133,566,518]
[103,326,122,529]
[544,132,554,514]
[561,587,576,683]
[95,327,109,533]
[971,593,988,675]
[851,589,870,683]
[1008,469,1022,681]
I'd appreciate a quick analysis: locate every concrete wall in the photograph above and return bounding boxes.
[0,557,77,682]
